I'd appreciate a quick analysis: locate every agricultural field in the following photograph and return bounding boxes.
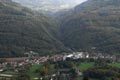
[27,64,43,79]
[109,63,120,68]
[79,62,95,71]
[79,62,120,71]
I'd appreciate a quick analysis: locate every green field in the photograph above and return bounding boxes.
[109,63,120,68]
[26,62,120,80]
[79,62,94,71]
[79,62,120,72]
[27,64,43,79]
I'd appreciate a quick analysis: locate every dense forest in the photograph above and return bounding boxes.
[58,0,120,54]
[0,0,66,57]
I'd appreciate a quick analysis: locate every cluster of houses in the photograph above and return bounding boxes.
[0,51,120,72]
[0,51,120,79]
[65,52,120,62]
[0,51,120,67]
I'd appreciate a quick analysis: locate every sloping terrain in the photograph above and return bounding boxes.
[0,0,66,57]
[59,0,120,53]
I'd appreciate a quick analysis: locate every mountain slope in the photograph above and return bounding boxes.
[59,0,120,54]
[0,0,66,57]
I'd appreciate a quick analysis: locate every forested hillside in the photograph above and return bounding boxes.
[1,0,120,57]
[58,0,120,54]
[0,0,66,57]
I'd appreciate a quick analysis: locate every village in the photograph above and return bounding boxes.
[0,51,120,71]
[0,51,120,80]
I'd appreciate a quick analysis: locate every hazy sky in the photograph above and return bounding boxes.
[13,0,87,12]
[74,0,87,4]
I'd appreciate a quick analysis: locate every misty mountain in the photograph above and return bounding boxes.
[12,0,87,12]
[59,0,120,54]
